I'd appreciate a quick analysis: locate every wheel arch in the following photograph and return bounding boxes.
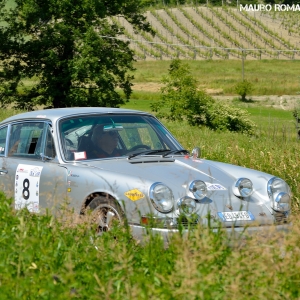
[80,192,121,214]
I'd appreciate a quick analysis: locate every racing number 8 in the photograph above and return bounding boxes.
[22,178,30,200]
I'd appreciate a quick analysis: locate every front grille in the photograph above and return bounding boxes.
[141,215,200,229]
[175,216,200,229]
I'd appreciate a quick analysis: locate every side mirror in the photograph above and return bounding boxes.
[191,147,201,159]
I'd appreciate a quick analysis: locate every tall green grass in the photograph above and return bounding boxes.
[1,193,300,299]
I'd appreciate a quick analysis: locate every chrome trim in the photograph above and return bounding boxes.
[267,177,278,198]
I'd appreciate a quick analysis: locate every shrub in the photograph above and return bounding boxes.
[151,59,256,134]
[207,103,256,134]
[234,80,254,102]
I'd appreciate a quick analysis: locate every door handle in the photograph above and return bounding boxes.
[0,169,8,175]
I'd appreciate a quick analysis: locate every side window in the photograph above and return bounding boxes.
[0,126,8,155]
[44,127,56,158]
[8,122,44,158]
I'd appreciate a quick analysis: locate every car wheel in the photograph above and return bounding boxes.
[88,196,124,235]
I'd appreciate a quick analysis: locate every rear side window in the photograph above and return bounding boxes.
[0,126,8,155]
[44,127,56,159]
[8,122,44,158]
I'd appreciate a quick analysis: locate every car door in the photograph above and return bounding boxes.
[0,121,68,213]
[0,125,10,193]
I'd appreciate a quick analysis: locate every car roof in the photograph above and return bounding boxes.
[0,107,152,125]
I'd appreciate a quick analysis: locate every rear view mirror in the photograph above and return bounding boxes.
[103,124,123,131]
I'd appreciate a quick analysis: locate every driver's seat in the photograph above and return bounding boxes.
[77,135,93,153]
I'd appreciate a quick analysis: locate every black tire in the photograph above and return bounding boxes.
[87,196,124,235]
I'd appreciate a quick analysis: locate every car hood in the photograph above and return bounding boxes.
[79,155,272,189]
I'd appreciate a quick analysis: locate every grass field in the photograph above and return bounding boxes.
[131,60,300,95]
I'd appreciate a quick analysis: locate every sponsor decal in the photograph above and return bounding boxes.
[67,170,79,177]
[17,167,28,173]
[29,167,41,177]
[124,189,145,201]
[74,151,87,160]
[192,159,203,163]
[206,183,227,191]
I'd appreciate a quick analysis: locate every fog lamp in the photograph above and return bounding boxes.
[177,197,197,216]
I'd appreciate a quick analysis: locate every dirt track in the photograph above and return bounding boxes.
[132,82,300,110]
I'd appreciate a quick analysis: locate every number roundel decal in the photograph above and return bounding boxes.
[22,178,30,200]
[15,164,43,213]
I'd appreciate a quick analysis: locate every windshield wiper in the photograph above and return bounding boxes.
[128,149,171,160]
[162,149,190,157]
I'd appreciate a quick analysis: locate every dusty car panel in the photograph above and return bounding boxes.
[0,107,292,240]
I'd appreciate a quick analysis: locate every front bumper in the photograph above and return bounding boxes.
[129,223,291,244]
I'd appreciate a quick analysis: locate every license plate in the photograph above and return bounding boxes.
[217,211,255,222]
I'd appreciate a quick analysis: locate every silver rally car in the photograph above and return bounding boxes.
[0,107,291,239]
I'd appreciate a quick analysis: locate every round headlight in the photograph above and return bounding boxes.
[267,177,290,197]
[189,180,207,200]
[274,192,291,211]
[149,182,174,213]
[267,177,291,212]
[177,197,197,215]
[233,178,253,198]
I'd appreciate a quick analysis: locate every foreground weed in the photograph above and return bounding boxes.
[1,193,300,299]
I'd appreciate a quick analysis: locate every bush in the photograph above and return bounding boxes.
[151,60,256,134]
[234,80,254,102]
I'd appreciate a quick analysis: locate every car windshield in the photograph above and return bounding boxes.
[59,114,184,161]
